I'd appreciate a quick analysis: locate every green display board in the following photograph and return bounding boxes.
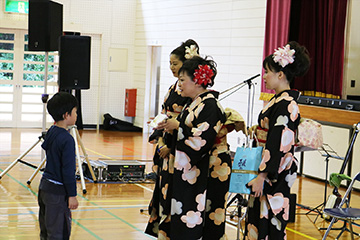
[5,0,29,14]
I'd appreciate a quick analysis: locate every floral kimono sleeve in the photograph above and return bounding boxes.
[176,99,224,168]
[161,85,173,114]
[258,99,299,181]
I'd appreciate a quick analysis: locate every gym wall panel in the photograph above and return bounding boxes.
[2,0,359,136]
[0,0,137,127]
[81,34,101,125]
[135,0,266,147]
[62,0,136,126]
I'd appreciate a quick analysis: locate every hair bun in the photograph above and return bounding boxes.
[171,39,200,63]
[288,41,311,77]
[179,56,217,88]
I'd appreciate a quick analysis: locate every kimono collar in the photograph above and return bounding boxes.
[188,90,220,110]
[197,90,219,99]
[275,89,300,101]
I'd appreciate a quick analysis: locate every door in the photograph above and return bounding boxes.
[143,45,161,132]
[0,29,58,128]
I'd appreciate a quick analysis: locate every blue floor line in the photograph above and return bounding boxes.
[0,167,153,239]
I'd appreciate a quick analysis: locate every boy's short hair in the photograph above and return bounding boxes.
[47,92,78,122]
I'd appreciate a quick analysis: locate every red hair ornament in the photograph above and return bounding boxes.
[193,64,214,87]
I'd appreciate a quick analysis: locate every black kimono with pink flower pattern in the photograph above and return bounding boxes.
[145,81,190,237]
[244,90,300,240]
[169,91,229,240]
[146,91,231,240]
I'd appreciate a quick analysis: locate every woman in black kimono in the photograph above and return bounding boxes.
[145,39,200,237]
[156,56,231,239]
[245,41,310,239]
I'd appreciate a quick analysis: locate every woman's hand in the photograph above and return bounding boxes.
[155,119,167,130]
[247,172,267,197]
[156,118,179,132]
[158,146,171,158]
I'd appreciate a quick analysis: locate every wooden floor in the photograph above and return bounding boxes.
[0,128,359,240]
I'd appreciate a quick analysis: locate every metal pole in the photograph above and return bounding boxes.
[0,138,42,179]
[70,126,87,194]
[41,52,49,161]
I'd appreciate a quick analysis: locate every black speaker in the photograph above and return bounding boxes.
[298,95,360,111]
[59,35,91,90]
[28,0,63,51]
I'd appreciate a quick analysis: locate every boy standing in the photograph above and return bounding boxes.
[38,92,79,240]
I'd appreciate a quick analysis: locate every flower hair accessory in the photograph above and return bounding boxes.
[193,64,214,86]
[185,45,199,59]
[273,44,295,68]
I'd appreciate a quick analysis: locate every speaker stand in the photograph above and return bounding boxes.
[41,51,49,161]
[26,125,97,194]
[0,132,46,180]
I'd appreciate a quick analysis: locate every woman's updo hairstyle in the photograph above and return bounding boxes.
[263,41,310,83]
[170,39,200,63]
[178,56,217,88]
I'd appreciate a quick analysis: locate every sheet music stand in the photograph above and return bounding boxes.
[306,143,343,224]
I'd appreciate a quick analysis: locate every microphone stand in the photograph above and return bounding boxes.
[219,74,260,101]
[219,73,260,137]
[220,74,260,239]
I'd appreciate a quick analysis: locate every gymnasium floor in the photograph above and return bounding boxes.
[0,128,359,239]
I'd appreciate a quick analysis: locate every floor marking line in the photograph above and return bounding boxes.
[135,183,154,192]
[4,146,321,239]
[99,139,142,154]
[286,227,319,240]
[0,168,37,196]
[0,204,147,209]
[84,148,112,159]
[78,194,154,239]
[72,219,103,240]
[0,168,102,240]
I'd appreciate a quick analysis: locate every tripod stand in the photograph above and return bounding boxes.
[226,193,248,240]
[305,144,343,224]
[1,54,51,180]
[71,125,97,193]
[0,132,46,180]
[0,125,96,194]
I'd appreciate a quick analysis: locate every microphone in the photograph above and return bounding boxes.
[243,73,260,85]
[220,74,260,96]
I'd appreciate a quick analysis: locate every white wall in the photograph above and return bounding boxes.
[135,0,267,150]
[1,0,358,155]
[134,0,360,182]
[0,0,138,127]
[344,0,360,98]
[62,0,138,126]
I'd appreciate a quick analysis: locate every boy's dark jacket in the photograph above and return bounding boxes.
[40,125,77,196]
